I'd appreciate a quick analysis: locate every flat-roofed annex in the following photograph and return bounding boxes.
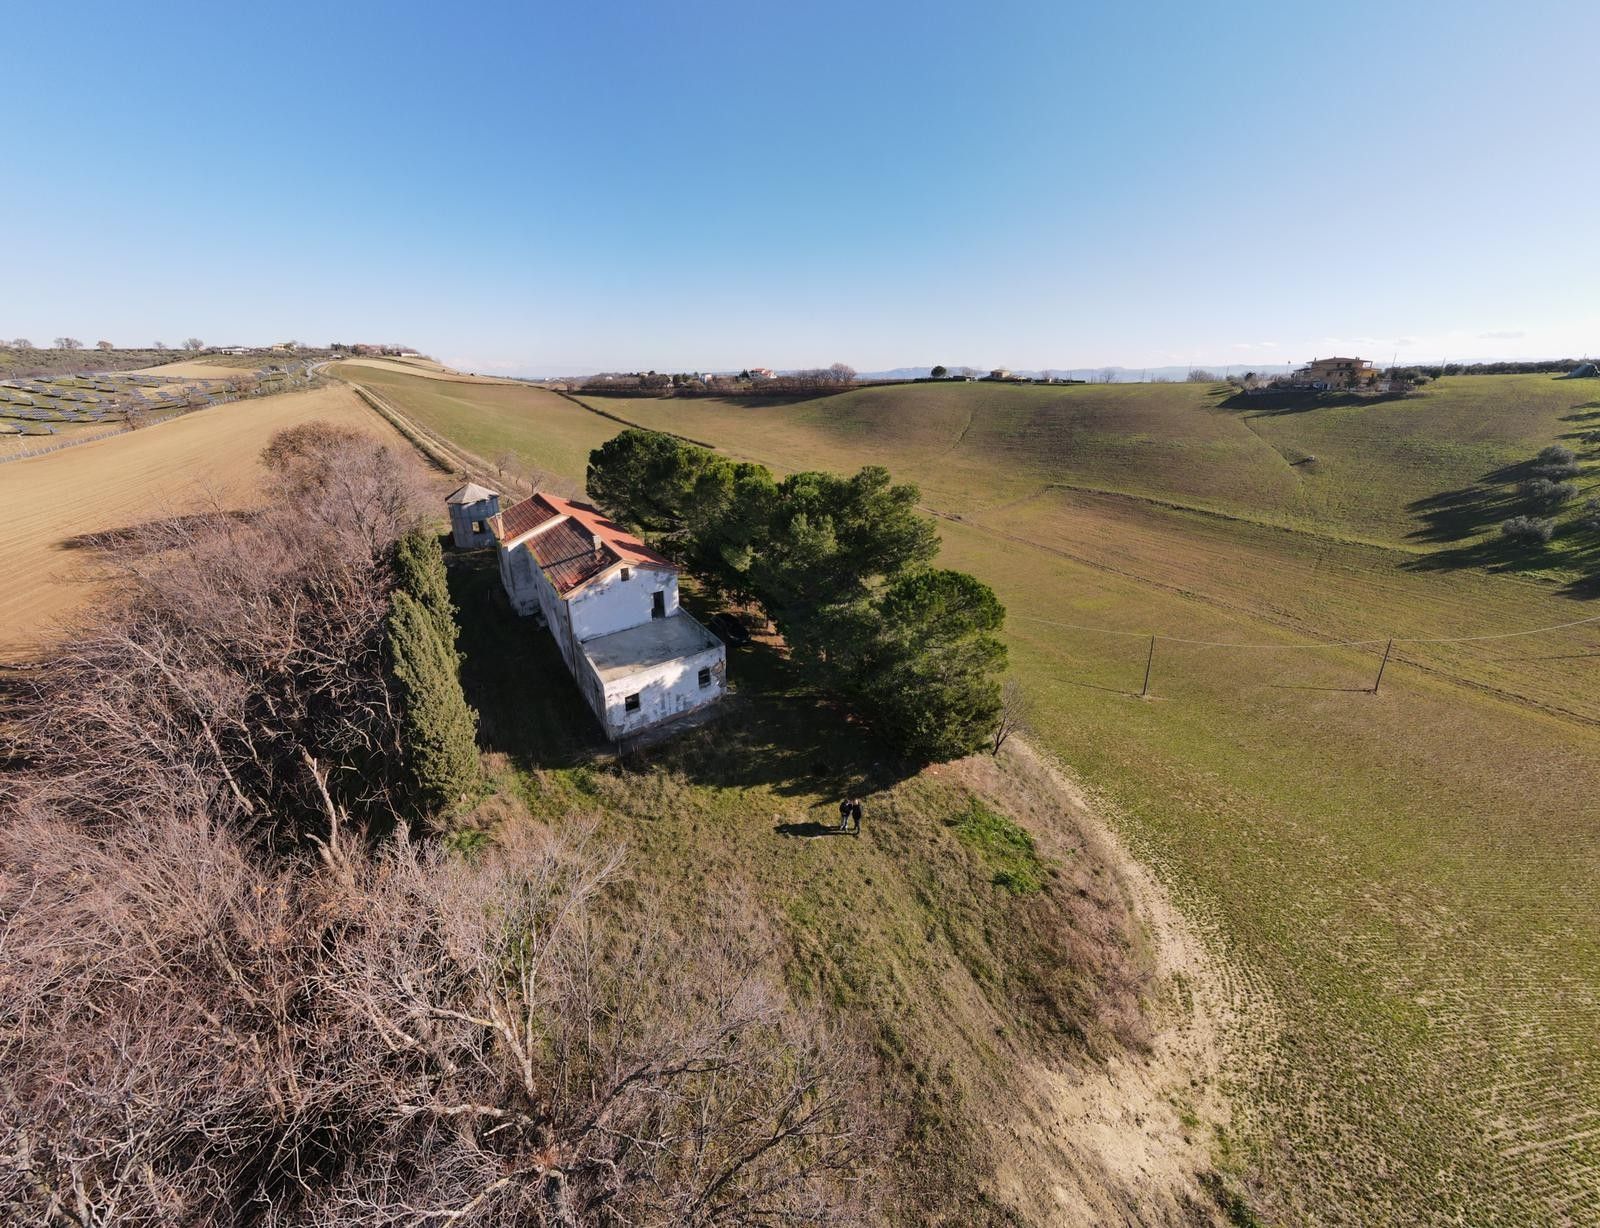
[582,614,719,682]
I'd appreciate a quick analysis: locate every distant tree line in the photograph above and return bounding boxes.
[1390,359,1590,379]
[578,364,857,397]
[588,430,1007,761]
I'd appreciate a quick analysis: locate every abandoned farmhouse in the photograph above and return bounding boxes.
[446,483,727,740]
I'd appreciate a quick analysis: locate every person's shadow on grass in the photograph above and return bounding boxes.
[774,820,851,838]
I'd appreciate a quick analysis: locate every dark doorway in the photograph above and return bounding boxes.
[652,590,666,619]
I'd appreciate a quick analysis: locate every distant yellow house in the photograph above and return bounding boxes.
[1294,356,1375,389]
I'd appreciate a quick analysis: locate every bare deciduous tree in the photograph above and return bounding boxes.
[0,811,868,1226]
[95,339,114,351]
[991,677,1033,755]
[5,422,429,844]
[12,337,34,349]
[53,336,82,350]
[184,336,205,351]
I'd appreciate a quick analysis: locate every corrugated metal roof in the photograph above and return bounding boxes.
[527,517,614,594]
[493,492,676,595]
[493,494,561,542]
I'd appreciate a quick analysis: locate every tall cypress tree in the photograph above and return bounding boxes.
[393,529,457,646]
[386,590,481,817]
[386,529,480,818]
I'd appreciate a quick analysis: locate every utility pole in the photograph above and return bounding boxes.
[1141,635,1157,698]
[1372,638,1394,693]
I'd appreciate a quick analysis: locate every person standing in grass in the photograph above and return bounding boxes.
[838,797,852,832]
[849,797,863,835]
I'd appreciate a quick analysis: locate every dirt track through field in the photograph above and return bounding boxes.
[0,385,405,657]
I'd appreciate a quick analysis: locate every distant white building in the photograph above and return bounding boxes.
[446,481,501,548]
[486,491,726,740]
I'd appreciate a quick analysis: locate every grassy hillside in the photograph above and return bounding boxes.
[446,552,1223,1225]
[338,364,1600,1225]
[586,376,1600,558]
[331,360,617,484]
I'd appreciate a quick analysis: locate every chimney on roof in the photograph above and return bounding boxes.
[591,530,604,555]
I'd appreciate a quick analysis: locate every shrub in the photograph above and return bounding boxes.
[1500,515,1556,545]
[1518,477,1578,510]
[6,424,425,842]
[0,811,865,1224]
[1530,444,1580,480]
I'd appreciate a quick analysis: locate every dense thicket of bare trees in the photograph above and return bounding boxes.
[5,423,424,845]
[0,424,867,1224]
[0,811,864,1225]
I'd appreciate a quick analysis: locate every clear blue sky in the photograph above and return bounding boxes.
[4,0,1596,376]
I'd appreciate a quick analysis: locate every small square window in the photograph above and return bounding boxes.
[698,667,712,688]
[471,520,484,533]
[624,693,640,713]
[620,566,631,581]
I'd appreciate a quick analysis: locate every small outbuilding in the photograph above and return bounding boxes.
[446,481,502,548]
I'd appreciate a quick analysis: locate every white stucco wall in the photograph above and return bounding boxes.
[589,641,726,739]
[494,536,724,740]
[568,567,678,642]
[498,541,546,617]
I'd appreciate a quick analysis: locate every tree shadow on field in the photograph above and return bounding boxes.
[58,509,258,554]
[1216,387,1413,418]
[1403,443,1600,582]
[447,549,602,771]
[1556,401,1600,444]
[644,620,916,803]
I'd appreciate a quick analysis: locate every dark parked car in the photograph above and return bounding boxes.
[708,612,751,646]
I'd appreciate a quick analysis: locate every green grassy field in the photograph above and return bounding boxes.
[586,376,1600,559]
[330,361,618,484]
[344,366,1600,1224]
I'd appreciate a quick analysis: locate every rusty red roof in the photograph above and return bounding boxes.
[537,492,674,568]
[526,517,613,594]
[493,494,561,542]
[492,492,674,595]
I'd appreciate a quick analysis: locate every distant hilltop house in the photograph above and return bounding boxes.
[479,489,727,740]
[988,368,1011,380]
[1293,356,1375,390]
[748,367,776,380]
